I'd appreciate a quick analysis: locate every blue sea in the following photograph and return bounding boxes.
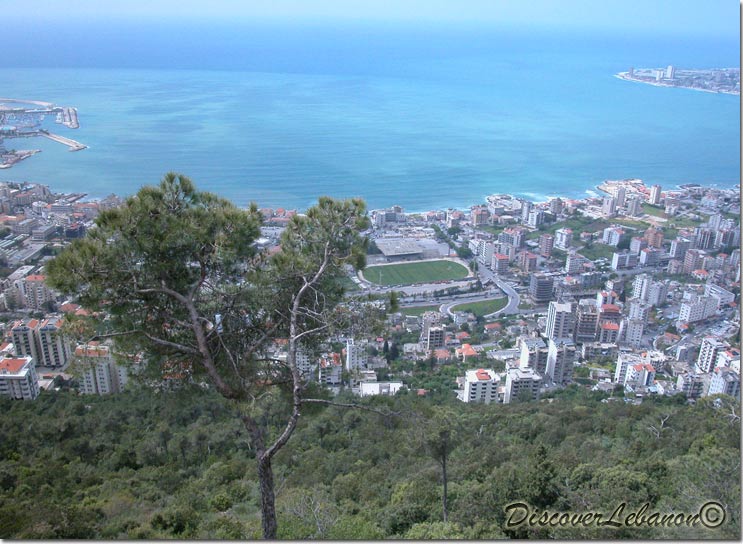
[1,21,739,211]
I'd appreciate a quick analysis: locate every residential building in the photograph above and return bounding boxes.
[696,337,729,374]
[546,339,575,385]
[649,184,662,205]
[426,326,445,351]
[11,319,40,363]
[463,368,500,404]
[345,338,367,372]
[629,236,648,255]
[611,251,638,270]
[624,363,656,388]
[614,351,644,384]
[670,238,691,260]
[707,367,740,399]
[639,247,660,267]
[565,251,589,274]
[602,196,617,217]
[619,318,644,348]
[359,381,404,397]
[545,301,575,342]
[518,251,538,273]
[644,227,664,249]
[682,249,705,275]
[491,253,509,274]
[627,197,642,217]
[676,373,708,400]
[504,367,542,403]
[0,356,39,400]
[22,274,55,311]
[628,299,651,324]
[679,296,719,325]
[538,233,554,258]
[37,316,70,368]
[318,353,342,385]
[602,226,625,246]
[574,299,599,343]
[528,273,553,303]
[598,322,620,344]
[76,343,128,395]
[554,228,573,250]
[518,336,549,375]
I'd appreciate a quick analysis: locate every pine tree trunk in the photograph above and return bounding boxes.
[442,451,448,523]
[258,454,278,539]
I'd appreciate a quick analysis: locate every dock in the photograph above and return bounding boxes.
[38,130,87,151]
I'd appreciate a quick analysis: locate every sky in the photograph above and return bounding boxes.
[5,0,740,38]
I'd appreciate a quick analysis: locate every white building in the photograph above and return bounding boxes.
[679,296,719,325]
[76,343,128,395]
[545,301,575,342]
[696,337,729,374]
[619,318,644,349]
[649,184,662,205]
[628,299,651,324]
[546,339,575,385]
[518,336,549,375]
[345,338,367,372]
[707,367,740,399]
[624,363,655,388]
[614,351,644,384]
[554,228,573,250]
[504,367,542,403]
[0,356,39,400]
[37,316,70,368]
[704,283,735,306]
[359,381,404,397]
[463,368,500,404]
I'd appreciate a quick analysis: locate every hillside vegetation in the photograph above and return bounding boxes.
[0,387,739,539]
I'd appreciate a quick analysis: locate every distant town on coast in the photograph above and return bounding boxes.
[616,65,740,95]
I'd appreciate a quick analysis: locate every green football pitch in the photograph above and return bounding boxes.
[363,260,469,286]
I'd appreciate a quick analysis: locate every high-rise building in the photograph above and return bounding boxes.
[644,227,664,249]
[627,197,642,217]
[683,249,705,274]
[345,338,367,372]
[670,238,691,260]
[620,318,645,348]
[549,197,563,216]
[37,316,70,368]
[628,299,651,324]
[545,301,575,342]
[529,273,554,303]
[546,339,575,385]
[0,356,39,400]
[649,184,662,205]
[574,299,599,343]
[666,65,675,79]
[11,319,40,364]
[462,368,500,404]
[696,337,729,374]
[707,367,740,399]
[602,196,617,217]
[518,336,549,375]
[22,274,55,311]
[426,326,445,351]
[538,233,554,258]
[504,367,542,403]
[615,186,626,207]
[75,343,129,395]
[554,228,573,250]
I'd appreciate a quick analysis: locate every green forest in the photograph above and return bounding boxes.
[0,385,739,540]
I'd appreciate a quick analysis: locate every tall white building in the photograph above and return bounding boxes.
[76,343,129,395]
[554,228,573,250]
[504,367,542,403]
[696,337,729,374]
[0,356,39,400]
[345,338,367,372]
[546,339,575,385]
[463,368,500,404]
[707,367,740,399]
[518,336,549,375]
[679,296,719,325]
[37,316,70,368]
[649,184,662,205]
[620,318,644,348]
[628,299,651,324]
[545,301,575,342]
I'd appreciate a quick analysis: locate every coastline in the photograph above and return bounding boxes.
[614,72,740,96]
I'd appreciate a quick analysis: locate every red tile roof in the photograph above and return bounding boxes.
[0,358,28,373]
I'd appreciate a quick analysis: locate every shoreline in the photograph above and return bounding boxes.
[614,72,740,96]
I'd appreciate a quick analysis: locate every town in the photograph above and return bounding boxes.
[0,176,739,409]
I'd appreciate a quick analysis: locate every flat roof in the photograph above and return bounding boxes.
[374,238,423,257]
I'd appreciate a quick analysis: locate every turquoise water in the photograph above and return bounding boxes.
[1,22,739,211]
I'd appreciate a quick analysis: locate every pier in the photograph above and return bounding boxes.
[38,130,87,151]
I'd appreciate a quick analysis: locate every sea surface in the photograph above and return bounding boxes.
[1,21,739,211]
